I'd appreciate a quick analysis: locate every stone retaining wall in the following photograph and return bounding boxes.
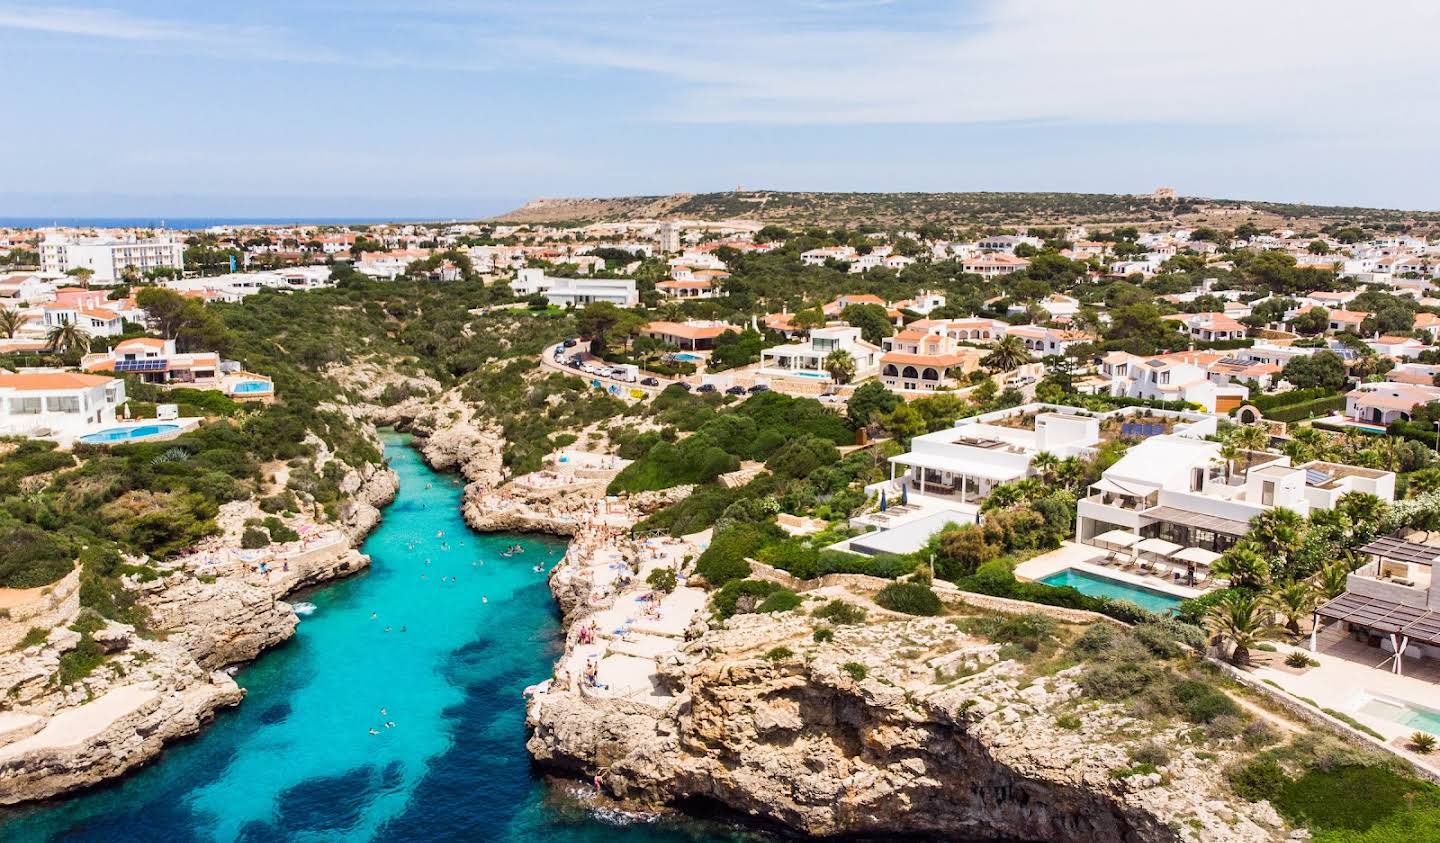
[745,560,1124,627]
[0,569,81,651]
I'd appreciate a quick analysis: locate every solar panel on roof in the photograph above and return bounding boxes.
[1304,469,1333,486]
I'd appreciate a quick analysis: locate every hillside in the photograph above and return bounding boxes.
[493,190,1440,231]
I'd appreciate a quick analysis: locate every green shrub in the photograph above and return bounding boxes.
[0,526,75,588]
[56,634,105,686]
[646,567,678,593]
[874,581,942,616]
[693,523,778,587]
[1128,742,1170,768]
[841,662,867,681]
[813,627,834,643]
[1173,679,1241,724]
[1272,765,1428,833]
[262,516,300,543]
[960,613,1057,653]
[1322,708,1385,739]
[15,626,48,650]
[1055,713,1081,730]
[241,527,270,549]
[812,600,867,625]
[763,646,794,662]
[1284,651,1319,668]
[711,579,785,620]
[1409,732,1437,754]
[1227,757,1290,802]
[756,590,803,614]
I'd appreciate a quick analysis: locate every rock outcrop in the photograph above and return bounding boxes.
[529,568,1290,843]
[0,430,398,806]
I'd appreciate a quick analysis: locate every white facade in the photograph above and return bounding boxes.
[40,233,184,284]
[758,325,879,381]
[0,372,126,437]
[512,269,638,307]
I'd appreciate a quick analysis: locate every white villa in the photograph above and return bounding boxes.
[0,371,126,438]
[879,325,982,392]
[81,338,221,388]
[511,268,639,308]
[1077,434,1394,557]
[758,325,879,382]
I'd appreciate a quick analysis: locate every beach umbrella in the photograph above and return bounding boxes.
[880,490,888,511]
[900,484,909,506]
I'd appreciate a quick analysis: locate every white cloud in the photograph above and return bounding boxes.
[481,0,1440,130]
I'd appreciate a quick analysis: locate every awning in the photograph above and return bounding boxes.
[1359,536,1440,567]
[1136,538,1183,557]
[1142,506,1251,537]
[888,453,1026,483]
[1091,478,1156,497]
[1316,592,1440,647]
[1094,529,1140,548]
[1173,547,1222,566]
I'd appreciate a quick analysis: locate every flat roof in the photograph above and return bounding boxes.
[849,511,972,556]
[890,452,1027,482]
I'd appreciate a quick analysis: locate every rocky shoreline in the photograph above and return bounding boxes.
[0,425,398,807]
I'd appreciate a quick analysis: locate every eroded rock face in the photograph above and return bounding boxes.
[0,429,396,806]
[528,610,1289,843]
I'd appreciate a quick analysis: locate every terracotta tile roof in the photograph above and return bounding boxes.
[643,321,737,341]
[0,372,115,390]
[881,351,974,368]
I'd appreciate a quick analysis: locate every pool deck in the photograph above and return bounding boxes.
[60,417,203,449]
[1251,629,1440,772]
[1014,542,1206,601]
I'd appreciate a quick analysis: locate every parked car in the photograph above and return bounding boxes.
[562,338,577,348]
[748,384,770,393]
[673,382,693,391]
[697,383,717,393]
[725,385,746,395]
[640,377,661,387]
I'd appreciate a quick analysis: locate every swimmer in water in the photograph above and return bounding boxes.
[384,626,391,633]
[370,612,378,620]
[482,596,488,604]
[369,728,379,736]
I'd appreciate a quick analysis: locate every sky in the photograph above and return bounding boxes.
[3,0,1439,218]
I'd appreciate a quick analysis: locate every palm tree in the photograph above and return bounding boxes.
[1206,589,1282,666]
[1056,457,1086,491]
[0,309,23,339]
[1335,491,1389,546]
[824,349,856,384]
[1266,581,1318,635]
[1212,541,1271,590]
[1230,424,1270,480]
[45,322,90,357]
[981,335,1031,373]
[1031,451,1059,483]
[1316,560,1351,600]
[1248,508,1306,562]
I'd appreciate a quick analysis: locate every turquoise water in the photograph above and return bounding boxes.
[78,423,180,444]
[1040,569,1185,614]
[0,432,768,842]
[232,381,272,394]
[1361,698,1440,737]
[673,352,703,362]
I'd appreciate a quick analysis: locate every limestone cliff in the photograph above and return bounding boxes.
[0,429,397,806]
[528,597,1291,843]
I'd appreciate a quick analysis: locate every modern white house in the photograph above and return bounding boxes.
[1076,434,1394,556]
[0,371,126,438]
[511,268,639,307]
[757,325,879,382]
[39,233,184,284]
[40,304,127,337]
[1095,351,1249,413]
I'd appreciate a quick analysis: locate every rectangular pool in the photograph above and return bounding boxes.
[1039,569,1185,614]
[1360,696,1440,737]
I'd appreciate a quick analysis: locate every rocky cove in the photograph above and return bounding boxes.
[0,421,399,808]
[391,401,1297,842]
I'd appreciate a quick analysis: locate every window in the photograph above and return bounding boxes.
[1261,481,1275,507]
[8,397,41,415]
[46,396,81,413]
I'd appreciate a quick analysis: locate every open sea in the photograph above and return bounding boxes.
[0,218,460,231]
[0,432,769,842]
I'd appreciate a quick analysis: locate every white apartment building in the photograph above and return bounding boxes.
[0,371,126,438]
[758,325,879,382]
[40,233,184,284]
[1095,351,1248,413]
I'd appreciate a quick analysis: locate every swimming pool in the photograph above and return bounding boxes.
[231,380,272,394]
[673,352,704,363]
[78,423,181,444]
[1360,695,1440,736]
[785,370,828,378]
[1039,568,1185,614]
